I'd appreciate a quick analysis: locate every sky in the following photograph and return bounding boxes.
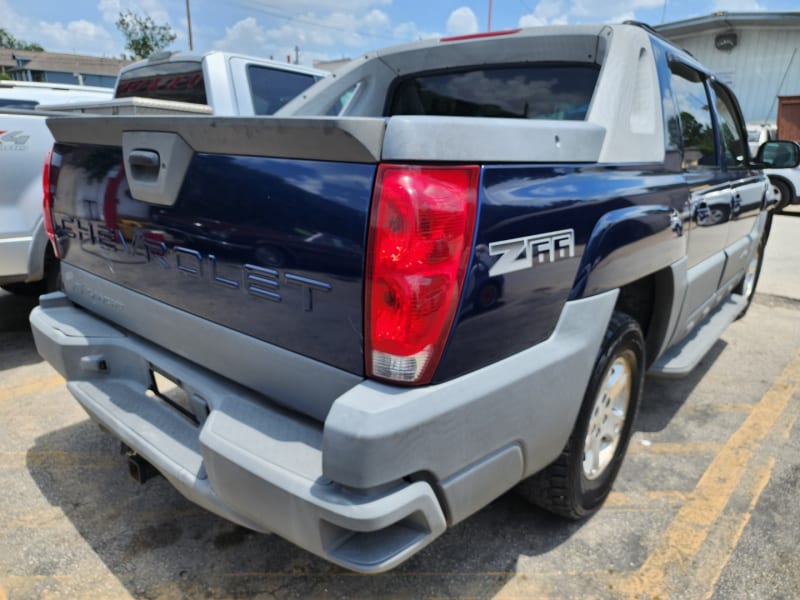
[0,0,798,65]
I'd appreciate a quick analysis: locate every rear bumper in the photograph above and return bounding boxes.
[30,292,446,573]
[31,286,616,572]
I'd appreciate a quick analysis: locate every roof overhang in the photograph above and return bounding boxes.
[655,11,800,38]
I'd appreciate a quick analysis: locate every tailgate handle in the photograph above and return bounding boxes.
[122,131,193,207]
[128,149,161,181]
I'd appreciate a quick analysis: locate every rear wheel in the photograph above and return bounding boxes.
[517,312,645,519]
[771,179,792,212]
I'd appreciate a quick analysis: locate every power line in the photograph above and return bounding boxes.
[517,0,533,14]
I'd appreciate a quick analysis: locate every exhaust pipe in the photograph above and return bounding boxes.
[121,443,160,484]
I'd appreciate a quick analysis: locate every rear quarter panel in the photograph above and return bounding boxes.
[434,163,688,381]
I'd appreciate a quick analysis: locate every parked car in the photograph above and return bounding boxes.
[756,139,800,211]
[0,81,112,294]
[1,53,326,296]
[746,122,776,158]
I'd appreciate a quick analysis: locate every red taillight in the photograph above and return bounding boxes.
[42,148,60,258]
[365,164,480,384]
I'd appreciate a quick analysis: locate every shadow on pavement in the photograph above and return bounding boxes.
[27,419,592,598]
[0,291,43,371]
[638,339,727,434]
[778,207,800,218]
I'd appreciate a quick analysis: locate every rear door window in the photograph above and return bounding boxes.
[670,67,716,170]
[116,61,207,104]
[247,65,319,115]
[387,65,599,120]
[711,82,747,168]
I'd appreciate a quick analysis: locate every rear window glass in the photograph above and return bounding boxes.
[116,61,207,104]
[247,65,319,115]
[388,65,599,120]
[0,98,39,109]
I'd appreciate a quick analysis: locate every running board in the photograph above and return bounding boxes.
[649,294,747,378]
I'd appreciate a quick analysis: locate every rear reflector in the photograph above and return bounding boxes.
[42,148,61,258]
[365,164,480,384]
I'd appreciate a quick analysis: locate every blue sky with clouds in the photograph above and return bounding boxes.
[0,0,797,63]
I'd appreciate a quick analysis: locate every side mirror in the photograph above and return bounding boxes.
[756,140,800,169]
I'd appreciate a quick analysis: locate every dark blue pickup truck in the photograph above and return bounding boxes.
[30,23,786,572]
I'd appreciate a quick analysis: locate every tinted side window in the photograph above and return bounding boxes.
[116,61,207,104]
[388,65,599,120]
[248,66,317,115]
[670,68,716,170]
[324,82,361,116]
[711,82,746,168]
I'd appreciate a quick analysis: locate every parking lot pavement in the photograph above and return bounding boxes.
[1,214,799,599]
[760,206,800,300]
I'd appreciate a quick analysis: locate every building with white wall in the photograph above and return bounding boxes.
[656,12,800,125]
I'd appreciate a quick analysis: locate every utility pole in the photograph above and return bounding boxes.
[185,0,194,51]
[488,0,493,31]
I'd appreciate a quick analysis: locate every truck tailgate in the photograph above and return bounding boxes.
[47,116,385,379]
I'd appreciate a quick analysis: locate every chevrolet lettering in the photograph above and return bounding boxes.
[55,215,333,307]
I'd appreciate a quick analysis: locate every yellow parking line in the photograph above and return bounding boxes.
[0,576,131,600]
[777,385,800,441]
[618,352,800,597]
[699,456,776,600]
[0,375,65,401]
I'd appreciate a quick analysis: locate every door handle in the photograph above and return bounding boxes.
[122,131,193,207]
[128,149,161,182]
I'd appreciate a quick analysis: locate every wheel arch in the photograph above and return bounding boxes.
[613,262,685,369]
[24,218,50,283]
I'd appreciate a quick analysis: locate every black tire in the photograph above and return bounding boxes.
[517,312,645,520]
[474,280,501,311]
[771,179,792,213]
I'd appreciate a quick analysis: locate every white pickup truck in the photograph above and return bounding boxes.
[0,52,326,294]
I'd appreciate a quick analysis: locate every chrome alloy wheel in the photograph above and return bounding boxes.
[582,353,633,480]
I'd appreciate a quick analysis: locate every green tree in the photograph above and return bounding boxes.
[115,11,176,59]
[0,27,44,51]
